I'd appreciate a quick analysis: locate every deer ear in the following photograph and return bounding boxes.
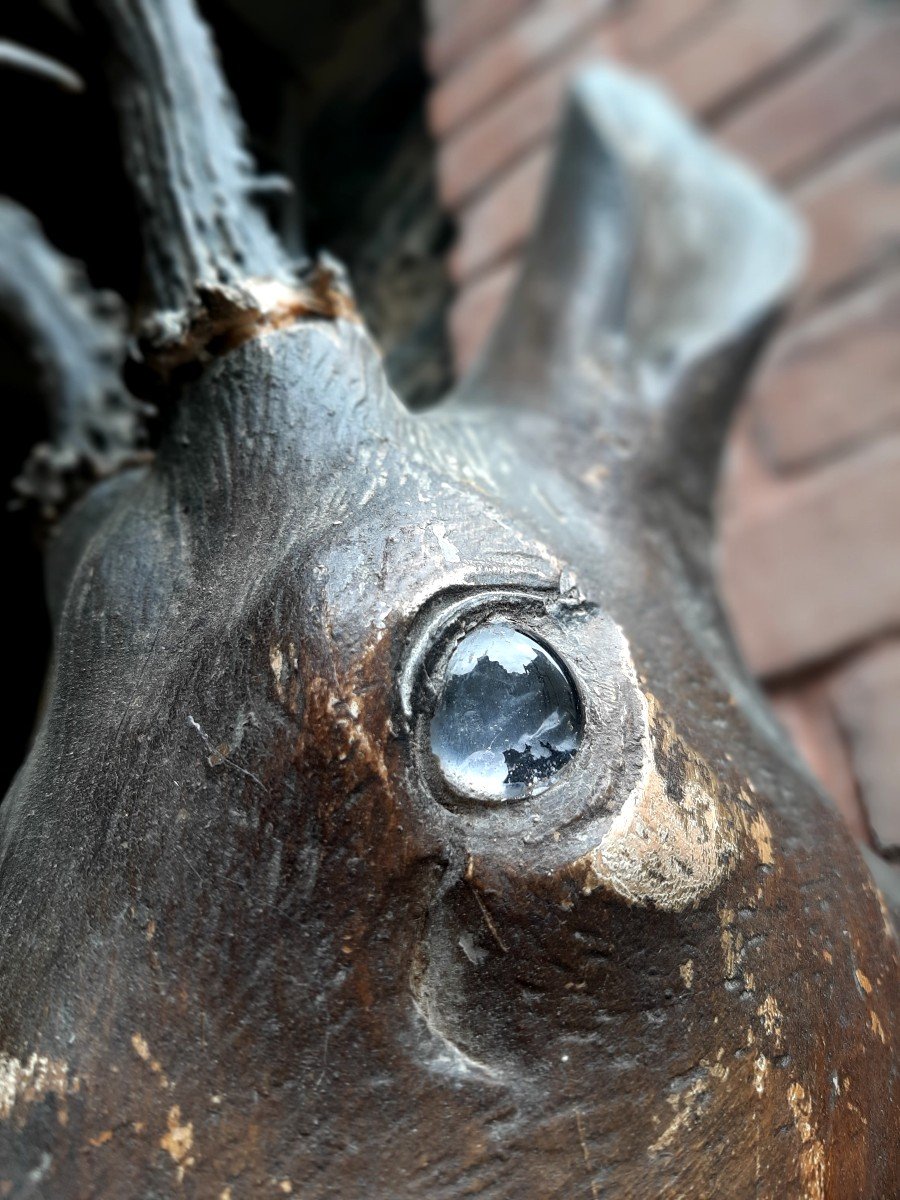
[465,63,805,511]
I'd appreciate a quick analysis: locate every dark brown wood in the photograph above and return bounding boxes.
[0,2,896,1196]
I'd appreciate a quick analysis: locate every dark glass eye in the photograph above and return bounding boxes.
[429,622,581,801]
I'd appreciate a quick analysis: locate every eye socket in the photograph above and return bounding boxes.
[429,621,582,802]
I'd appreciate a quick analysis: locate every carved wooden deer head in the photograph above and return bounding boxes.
[1,2,896,1196]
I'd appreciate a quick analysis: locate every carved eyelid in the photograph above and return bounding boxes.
[396,586,654,873]
[397,586,561,726]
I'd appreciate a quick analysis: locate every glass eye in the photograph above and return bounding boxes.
[429,622,581,801]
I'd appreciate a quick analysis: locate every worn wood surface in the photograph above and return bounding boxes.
[0,2,896,1196]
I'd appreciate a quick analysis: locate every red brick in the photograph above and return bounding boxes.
[831,640,900,850]
[425,0,465,32]
[719,435,900,676]
[720,15,900,182]
[430,0,614,138]
[751,273,900,470]
[717,402,777,525]
[450,261,518,372]
[426,0,538,78]
[797,129,900,305]
[436,22,619,209]
[767,681,867,842]
[619,0,731,64]
[450,146,551,283]
[657,0,849,119]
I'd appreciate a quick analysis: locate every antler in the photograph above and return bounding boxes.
[0,38,83,90]
[75,0,346,371]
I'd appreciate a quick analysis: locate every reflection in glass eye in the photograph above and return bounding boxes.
[429,622,581,801]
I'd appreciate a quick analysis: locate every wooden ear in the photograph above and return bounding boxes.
[466,63,805,511]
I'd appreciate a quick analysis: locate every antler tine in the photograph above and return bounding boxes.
[77,0,306,366]
[0,199,147,517]
[0,39,84,91]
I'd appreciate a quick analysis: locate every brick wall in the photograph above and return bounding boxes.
[424,0,900,860]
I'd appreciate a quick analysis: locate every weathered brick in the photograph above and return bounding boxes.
[436,22,619,209]
[426,0,538,78]
[719,435,900,676]
[720,15,900,182]
[830,640,900,850]
[767,680,867,842]
[717,403,776,525]
[450,261,518,372]
[619,0,733,64]
[430,0,614,138]
[797,129,900,304]
[425,0,465,33]
[751,274,900,470]
[450,146,551,283]
[656,0,849,119]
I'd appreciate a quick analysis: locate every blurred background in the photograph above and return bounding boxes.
[1,0,898,874]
